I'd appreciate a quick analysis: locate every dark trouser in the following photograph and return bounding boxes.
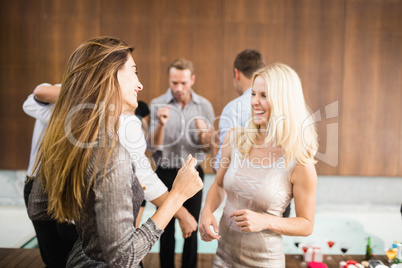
[283,203,291,218]
[156,166,204,268]
[24,177,78,268]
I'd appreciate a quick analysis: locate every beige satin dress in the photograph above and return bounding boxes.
[213,147,296,268]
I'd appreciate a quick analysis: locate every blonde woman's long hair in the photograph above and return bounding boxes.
[235,63,318,166]
[33,36,133,222]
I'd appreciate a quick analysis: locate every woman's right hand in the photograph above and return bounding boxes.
[171,154,203,202]
[199,209,221,242]
[157,106,170,126]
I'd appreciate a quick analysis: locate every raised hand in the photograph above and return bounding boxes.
[171,155,203,202]
[194,117,213,147]
[157,106,170,126]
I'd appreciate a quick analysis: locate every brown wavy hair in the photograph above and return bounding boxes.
[33,36,133,222]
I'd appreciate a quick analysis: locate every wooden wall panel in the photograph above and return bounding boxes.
[0,0,101,169]
[100,0,165,104]
[157,0,224,120]
[100,0,224,128]
[0,0,42,169]
[282,0,346,175]
[400,103,402,175]
[222,0,285,115]
[37,0,101,83]
[340,0,402,176]
[1,0,401,176]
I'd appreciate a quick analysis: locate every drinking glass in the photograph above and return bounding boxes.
[385,247,397,263]
[294,241,301,259]
[299,242,310,267]
[326,239,335,261]
[340,242,349,260]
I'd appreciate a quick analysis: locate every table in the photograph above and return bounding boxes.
[286,254,389,268]
[0,247,390,268]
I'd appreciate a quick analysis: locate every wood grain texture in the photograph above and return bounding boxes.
[282,0,346,175]
[0,0,401,176]
[0,0,42,169]
[340,0,402,176]
[222,0,285,112]
[38,0,101,82]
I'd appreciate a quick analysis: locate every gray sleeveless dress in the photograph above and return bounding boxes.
[213,147,296,268]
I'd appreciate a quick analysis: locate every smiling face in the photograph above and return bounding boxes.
[251,75,270,128]
[118,55,143,115]
[169,67,194,106]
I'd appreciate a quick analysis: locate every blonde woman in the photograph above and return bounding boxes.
[199,63,318,267]
[28,36,203,267]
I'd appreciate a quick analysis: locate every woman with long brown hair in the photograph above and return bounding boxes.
[28,36,202,267]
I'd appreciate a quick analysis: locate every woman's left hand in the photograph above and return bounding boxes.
[230,209,268,232]
[177,211,198,239]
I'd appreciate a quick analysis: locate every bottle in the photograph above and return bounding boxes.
[394,243,402,264]
[365,237,372,260]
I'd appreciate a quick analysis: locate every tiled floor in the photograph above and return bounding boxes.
[1,171,401,256]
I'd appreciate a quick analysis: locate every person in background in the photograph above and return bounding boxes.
[23,83,77,268]
[199,63,318,267]
[136,100,151,136]
[148,58,215,268]
[214,49,265,172]
[28,36,203,267]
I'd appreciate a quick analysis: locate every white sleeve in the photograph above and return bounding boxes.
[118,115,167,201]
[22,83,56,124]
